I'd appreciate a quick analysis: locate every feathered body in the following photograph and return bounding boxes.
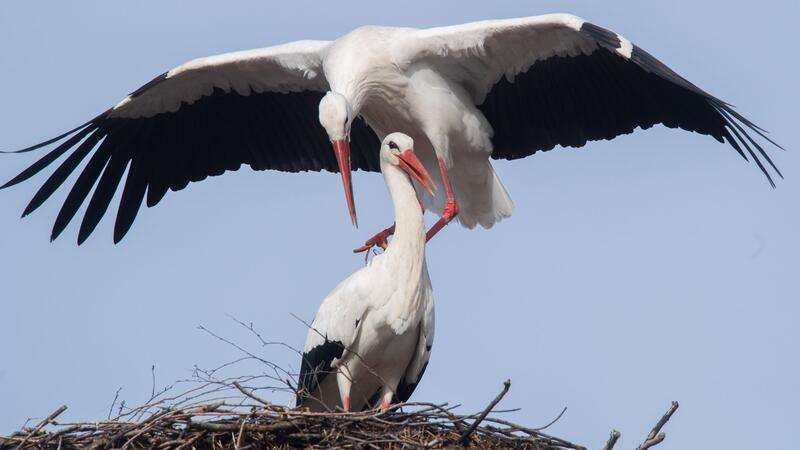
[323,25,514,229]
[297,133,434,412]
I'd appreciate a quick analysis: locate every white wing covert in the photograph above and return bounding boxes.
[2,40,382,244]
[398,13,781,184]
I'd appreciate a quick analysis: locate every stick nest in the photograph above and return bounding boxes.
[0,399,581,450]
[0,322,679,450]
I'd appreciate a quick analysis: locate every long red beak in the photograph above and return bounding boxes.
[397,149,437,196]
[333,140,357,226]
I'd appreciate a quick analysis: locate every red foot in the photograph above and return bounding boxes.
[425,200,459,242]
[443,199,459,219]
[354,224,396,253]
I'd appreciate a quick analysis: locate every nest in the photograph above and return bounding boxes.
[1,322,679,449]
[0,383,679,450]
[0,405,573,449]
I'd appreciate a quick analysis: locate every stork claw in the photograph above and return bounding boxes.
[353,224,395,254]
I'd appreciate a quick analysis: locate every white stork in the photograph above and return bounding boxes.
[296,133,435,412]
[1,14,781,245]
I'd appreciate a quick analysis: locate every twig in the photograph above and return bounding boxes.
[535,406,567,431]
[173,431,205,450]
[479,417,586,450]
[602,430,621,450]
[235,419,246,449]
[107,387,122,421]
[458,379,510,446]
[232,381,270,407]
[14,405,67,450]
[636,401,679,450]
[150,365,156,401]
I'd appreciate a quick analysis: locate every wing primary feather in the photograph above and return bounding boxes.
[145,116,173,208]
[114,154,148,243]
[22,129,105,217]
[78,143,133,244]
[718,108,782,179]
[114,121,155,243]
[0,112,107,154]
[1,126,96,190]
[724,119,775,188]
[712,100,784,150]
[721,128,749,162]
[50,133,118,242]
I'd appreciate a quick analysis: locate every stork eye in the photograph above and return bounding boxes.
[388,141,399,151]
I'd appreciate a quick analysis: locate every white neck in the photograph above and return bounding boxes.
[380,162,426,268]
[371,158,429,334]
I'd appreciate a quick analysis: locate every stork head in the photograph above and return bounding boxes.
[318,91,357,226]
[381,133,436,196]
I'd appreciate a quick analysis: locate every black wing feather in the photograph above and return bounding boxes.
[50,127,119,241]
[21,129,105,217]
[2,86,381,243]
[296,340,345,407]
[482,22,782,184]
[394,361,429,404]
[2,125,96,190]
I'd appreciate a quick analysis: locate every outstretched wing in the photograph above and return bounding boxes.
[401,13,781,184]
[2,40,381,244]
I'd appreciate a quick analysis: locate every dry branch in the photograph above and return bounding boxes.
[636,401,679,450]
[459,379,511,446]
[602,430,621,450]
[12,405,66,450]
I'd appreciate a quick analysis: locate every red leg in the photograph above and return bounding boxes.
[343,394,351,413]
[380,392,392,411]
[425,158,459,242]
[354,223,396,253]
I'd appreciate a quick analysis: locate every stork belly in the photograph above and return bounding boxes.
[345,326,418,410]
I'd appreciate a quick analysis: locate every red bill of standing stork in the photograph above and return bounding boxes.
[296,133,435,412]
[1,14,781,245]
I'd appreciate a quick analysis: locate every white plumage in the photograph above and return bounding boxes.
[297,133,435,412]
[2,14,780,245]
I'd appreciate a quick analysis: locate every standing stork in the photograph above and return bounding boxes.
[1,14,781,245]
[296,133,435,412]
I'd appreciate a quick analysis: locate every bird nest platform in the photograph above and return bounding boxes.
[1,324,678,450]
[0,379,679,450]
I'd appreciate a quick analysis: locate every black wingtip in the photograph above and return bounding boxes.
[21,205,35,218]
[0,112,107,154]
[113,225,128,244]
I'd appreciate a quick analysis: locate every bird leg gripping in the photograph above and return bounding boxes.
[354,224,395,253]
[425,158,459,242]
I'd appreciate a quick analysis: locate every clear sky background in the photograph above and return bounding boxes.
[1,1,797,448]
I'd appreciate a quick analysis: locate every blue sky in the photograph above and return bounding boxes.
[1,1,797,449]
